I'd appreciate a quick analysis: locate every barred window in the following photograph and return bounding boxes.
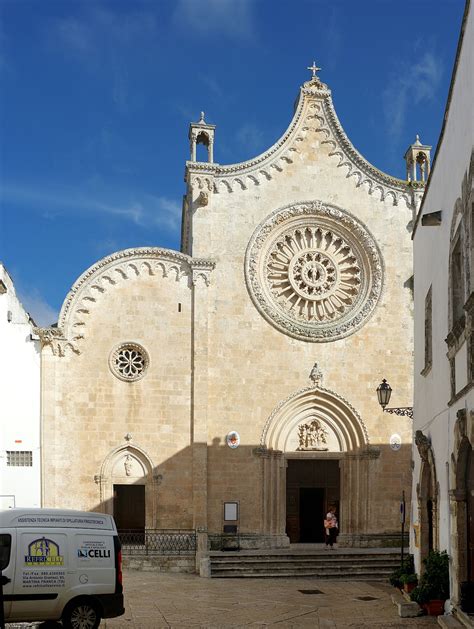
[6,451,33,466]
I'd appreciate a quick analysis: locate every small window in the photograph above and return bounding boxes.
[423,286,432,374]
[0,534,11,570]
[451,237,465,324]
[6,450,33,466]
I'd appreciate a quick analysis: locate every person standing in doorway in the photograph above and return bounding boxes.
[324,505,338,549]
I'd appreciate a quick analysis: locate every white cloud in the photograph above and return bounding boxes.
[236,122,265,154]
[17,288,58,327]
[1,183,181,234]
[147,195,182,231]
[383,51,442,141]
[173,0,256,40]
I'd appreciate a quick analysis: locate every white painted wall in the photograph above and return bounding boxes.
[412,0,473,584]
[0,264,41,507]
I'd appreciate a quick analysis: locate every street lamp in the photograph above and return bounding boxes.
[376,379,413,418]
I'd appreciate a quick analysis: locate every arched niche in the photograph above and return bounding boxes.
[261,385,369,453]
[97,443,159,529]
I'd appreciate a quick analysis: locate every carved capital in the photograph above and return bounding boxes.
[34,326,79,357]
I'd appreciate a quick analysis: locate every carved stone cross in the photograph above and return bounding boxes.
[307,61,322,79]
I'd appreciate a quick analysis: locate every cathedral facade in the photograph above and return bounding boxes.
[38,69,421,551]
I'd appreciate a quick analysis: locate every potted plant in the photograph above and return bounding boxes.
[389,555,415,589]
[410,550,449,615]
[400,573,418,593]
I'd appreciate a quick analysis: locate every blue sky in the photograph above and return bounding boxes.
[0,0,465,326]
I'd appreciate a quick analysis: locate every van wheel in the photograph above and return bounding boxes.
[62,600,101,629]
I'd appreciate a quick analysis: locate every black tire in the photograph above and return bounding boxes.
[62,599,101,629]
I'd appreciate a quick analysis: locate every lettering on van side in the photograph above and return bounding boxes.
[24,538,64,567]
[78,548,111,559]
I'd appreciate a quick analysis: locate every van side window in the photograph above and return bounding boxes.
[0,534,11,570]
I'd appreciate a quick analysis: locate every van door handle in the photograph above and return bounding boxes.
[0,576,11,585]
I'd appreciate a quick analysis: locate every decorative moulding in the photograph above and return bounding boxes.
[260,383,370,450]
[185,78,419,208]
[37,248,215,356]
[245,200,384,342]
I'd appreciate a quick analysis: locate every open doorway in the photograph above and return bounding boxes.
[286,459,340,543]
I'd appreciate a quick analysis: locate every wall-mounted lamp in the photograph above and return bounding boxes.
[376,379,413,418]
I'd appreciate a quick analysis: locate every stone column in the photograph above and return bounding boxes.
[191,267,213,531]
[259,448,289,547]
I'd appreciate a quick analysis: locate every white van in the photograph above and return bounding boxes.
[0,508,124,628]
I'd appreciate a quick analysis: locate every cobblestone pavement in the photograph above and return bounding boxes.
[8,569,440,629]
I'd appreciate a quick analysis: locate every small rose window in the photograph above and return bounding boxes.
[109,343,149,382]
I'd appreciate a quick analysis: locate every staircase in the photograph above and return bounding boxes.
[210,546,401,580]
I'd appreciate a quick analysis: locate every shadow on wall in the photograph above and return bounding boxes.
[79,438,414,548]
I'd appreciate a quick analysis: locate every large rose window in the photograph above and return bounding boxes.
[245,201,383,342]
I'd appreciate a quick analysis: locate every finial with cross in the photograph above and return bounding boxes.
[307,61,322,79]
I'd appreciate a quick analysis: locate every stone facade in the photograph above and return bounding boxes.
[40,69,419,552]
[412,1,473,613]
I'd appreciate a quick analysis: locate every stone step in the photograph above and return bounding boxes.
[210,550,401,578]
[211,555,400,565]
[211,569,393,579]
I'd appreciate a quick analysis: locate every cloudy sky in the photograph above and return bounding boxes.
[0,0,465,325]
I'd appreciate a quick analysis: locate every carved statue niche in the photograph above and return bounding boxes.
[297,418,329,451]
[415,430,431,463]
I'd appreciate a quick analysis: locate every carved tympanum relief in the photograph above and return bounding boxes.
[245,201,384,342]
[297,418,329,451]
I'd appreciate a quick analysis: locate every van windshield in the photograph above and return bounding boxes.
[0,534,11,570]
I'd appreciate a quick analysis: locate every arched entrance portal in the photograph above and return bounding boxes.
[97,443,158,533]
[260,385,375,547]
[415,430,439,562]
[451,409,474,608]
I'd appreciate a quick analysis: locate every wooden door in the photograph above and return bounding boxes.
[113,484,145,533]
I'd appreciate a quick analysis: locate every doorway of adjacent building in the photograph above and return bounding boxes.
[467,447,474,580]
[286,459,340,543]
[113,484,145,535]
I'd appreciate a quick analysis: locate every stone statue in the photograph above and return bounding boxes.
[124,454,133,476]
[415,430,431,462]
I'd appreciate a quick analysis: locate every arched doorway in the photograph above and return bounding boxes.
[415,431,439,562]
[259,384,373,546]
[452,409,474,608]
[97,443,158,534]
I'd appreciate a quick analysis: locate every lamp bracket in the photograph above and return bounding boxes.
[384,407,413,419]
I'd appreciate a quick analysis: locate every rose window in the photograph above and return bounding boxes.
[109,343,149,382]
[245,201,383,342]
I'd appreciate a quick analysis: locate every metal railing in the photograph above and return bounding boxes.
[118,529,196,555]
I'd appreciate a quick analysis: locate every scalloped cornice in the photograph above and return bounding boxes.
[38,247,214,357]
[186,78,424,207]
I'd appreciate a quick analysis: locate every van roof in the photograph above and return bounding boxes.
[0,508,115,531]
